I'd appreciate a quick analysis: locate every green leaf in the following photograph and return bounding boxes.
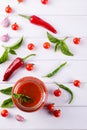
[12,93,22,99]
[60,42,74,56]
[0,87,13,95]
[9,49,17,55]
[20,95,33,104]
[1,98,13,108]
[54,43,60,52]
[47,32,60,44]
[44,62,67,78]
[0,49,8,64]
[12,93,33,104]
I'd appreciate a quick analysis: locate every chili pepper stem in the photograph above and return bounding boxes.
[19,14,31,20]
[22,54,36,62]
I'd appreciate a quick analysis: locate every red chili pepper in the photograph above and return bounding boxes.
[3,54,36,81]
[19,14,57,34]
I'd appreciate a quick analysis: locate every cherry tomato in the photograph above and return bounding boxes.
[41,0,48,4]
[54,89,62,97]
[5,5,12,13]
[1,109,9,117]
[26,63,34,71]
[73,37,80,44]
[27,43,35,50]
[46,103,54,111]
[43,42,50,49]
[17,0,24,2]
[53,110,61,118]
[73,80,80,87]
[11,23,19,31]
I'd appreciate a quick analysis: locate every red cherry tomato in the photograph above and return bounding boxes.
[54,89,62,97]
[5,5,12,13]
[11,23,19,31]
[73,80,80,87]
[53,110,61,117]
[43,42,50,49]
[27,43,35,50]
[73,37,80,44]
[1,109,9,117]
[17,0,24,2]
[26,63,34,71]
[41,0,48,4]
[46,103,54,111]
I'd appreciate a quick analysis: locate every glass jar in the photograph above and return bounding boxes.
[12,76,48,112]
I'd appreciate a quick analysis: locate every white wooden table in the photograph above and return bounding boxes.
[0,0,87,129]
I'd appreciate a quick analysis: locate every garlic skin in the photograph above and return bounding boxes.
[1,34,9,42]
[1,17,10,27]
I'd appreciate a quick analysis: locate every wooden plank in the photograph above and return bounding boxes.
[0,36,87,60]
[0,0,87,15]
[0,106,87,129]
[0,60,87,82]
[0,16,87,37]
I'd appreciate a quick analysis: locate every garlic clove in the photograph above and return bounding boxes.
[1,17,10,27]
[15,114,25,121]
[1,34,9,42]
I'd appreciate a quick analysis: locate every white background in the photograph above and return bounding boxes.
[0,0,87,129]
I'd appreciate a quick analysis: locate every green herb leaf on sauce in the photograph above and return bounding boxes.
[12,93,33,104]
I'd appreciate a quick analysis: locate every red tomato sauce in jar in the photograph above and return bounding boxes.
[12,77,48,112]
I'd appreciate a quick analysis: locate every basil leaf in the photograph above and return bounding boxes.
[12,93,33,104]
[9,49,17,55]
[60,42,73,56]
[47,32,60,43]
[0,49,8,64]
[20,95,33,104]
[55,43,60,52]
[0,87,13,95]
[1,98,13,108]
[12,93,22,99]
